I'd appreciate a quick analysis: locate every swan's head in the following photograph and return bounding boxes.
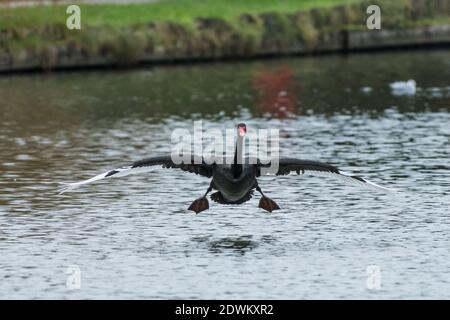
[237,123,247,137]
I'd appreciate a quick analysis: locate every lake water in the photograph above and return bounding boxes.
[0,50,449,299]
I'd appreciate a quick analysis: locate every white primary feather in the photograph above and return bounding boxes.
[58,165,156,194]
[337,170,393,192]
[284,169,393,193]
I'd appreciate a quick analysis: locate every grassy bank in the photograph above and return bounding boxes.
[0,0,358,27]
[0,0,449,71]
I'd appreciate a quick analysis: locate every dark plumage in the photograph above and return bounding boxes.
[59,123,391,213]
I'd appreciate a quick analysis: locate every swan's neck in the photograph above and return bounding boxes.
[232,136,243,178]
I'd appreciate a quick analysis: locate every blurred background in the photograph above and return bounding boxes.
[0,0,449,71]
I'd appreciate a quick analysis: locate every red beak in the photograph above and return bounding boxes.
[238,126,246,137]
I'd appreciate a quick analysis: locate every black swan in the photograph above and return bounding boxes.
[59,123,391,213]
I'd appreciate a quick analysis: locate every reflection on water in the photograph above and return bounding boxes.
[206,236,258,254]
[252,65,298,117]
[0,50,449,299]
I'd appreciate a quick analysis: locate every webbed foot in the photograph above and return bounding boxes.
[258,196,280,213]
[188,197,209,214]
[255,185,280,212]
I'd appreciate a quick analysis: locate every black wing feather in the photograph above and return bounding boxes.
[257,158,339,176]
[256,157,391,192]
[131,155,213,178]
[58,154,213,193]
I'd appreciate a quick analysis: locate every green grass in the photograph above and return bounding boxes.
[0,0,359,28]
[0,0,449,71]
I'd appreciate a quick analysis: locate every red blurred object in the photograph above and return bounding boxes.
[252,65,299,118]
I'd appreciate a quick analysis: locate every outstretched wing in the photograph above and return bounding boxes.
[257,158,392,192]
[58,155,213,194]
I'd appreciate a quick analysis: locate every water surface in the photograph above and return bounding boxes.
[0,50,449,299]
